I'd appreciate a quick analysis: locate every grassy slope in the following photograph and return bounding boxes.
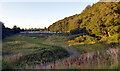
[69,34,120,54]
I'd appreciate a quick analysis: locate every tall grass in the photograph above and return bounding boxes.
[48,48,119,69]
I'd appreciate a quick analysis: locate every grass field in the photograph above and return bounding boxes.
[2,33,120,69]
[2,34,69,69]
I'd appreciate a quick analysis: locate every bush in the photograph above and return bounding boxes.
[74,35,97,42]
[70,29,79,35]
[70,27,89,35]
[100,34,119,43]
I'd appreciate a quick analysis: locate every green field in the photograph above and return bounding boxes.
[2,34,69,69]
[2,33,120,69]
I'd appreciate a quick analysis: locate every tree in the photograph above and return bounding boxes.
[44,27,47,31]
[12,25,20,34]
[1,22,21,39]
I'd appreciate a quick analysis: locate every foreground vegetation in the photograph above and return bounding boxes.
[47,34,120,69]
[2,33,120,69]
[2,34,69,69]
[48,47,119,69]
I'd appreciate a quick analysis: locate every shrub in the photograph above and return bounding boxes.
[74,35,97,43]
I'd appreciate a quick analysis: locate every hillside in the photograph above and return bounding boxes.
[48,2,120,37]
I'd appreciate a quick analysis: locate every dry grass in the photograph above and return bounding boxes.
[68,41,95,46]
[6,41,25,44]
[21,43,40,48]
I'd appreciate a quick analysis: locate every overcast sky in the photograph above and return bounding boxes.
[0,0,99,29]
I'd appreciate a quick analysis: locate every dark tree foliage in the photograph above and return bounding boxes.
[0,22,21,39]
[23,28,47,31]
[12,25,21,34]
[70,27,89,35]
[70,29,79,35]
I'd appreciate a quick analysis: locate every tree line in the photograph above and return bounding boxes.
[0,22,48,39]
[1,22,21,39]
[22,27,47,31]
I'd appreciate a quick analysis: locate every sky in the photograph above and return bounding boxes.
[0,0,99,29]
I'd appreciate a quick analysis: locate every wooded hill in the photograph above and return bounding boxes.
[48,2,120,37]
